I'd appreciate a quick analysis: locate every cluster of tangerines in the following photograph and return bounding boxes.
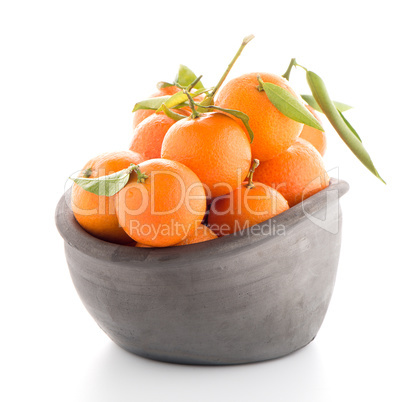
[71,37,330,248]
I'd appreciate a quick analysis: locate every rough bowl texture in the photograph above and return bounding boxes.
[56,179,349,365]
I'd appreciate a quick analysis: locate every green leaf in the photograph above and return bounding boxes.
[70,164,137,196]
[306,70,385,184]
[198,104,254,143]
[132,96,171,112]
[338,110,362,142]
[156,81,174,89]
[133,86,211,113]
[155,87,209,113]
[301,94,352,113]
[160,103,187,121]
[174,65,204,90]
[261,82,324,131]
[156,91,189,112]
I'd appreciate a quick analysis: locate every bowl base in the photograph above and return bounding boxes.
[112,336,316,366]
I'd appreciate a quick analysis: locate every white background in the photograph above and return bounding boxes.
[1,1,401,401]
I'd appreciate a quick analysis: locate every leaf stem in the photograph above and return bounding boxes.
[282,58,297,80]
[246,159,260,189]
[187,75,203,92]
[295,62,308,72]
[202,34,255,104]
[184,90,200,119]
[131,164,148,183]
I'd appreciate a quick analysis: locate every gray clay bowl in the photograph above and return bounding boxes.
[56,179,349,365]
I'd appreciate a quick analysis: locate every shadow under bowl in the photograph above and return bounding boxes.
[55,179,349,365]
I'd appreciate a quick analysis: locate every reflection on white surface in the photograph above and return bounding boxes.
[79,341,326,402]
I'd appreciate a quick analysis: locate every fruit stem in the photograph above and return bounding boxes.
[256,75,265,91]
[282,58,297,81]
[246,159,260,188]
[129,163,148,183]
[184,90,200,119]
[201,34,255,105]
[187,75,203,92]
[82,168,92,178]
[160,104,186,121]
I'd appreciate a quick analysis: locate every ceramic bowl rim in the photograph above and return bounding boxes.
[55,178,349,265]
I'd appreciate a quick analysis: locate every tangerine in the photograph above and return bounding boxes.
[71,151,144,244]
[253,138,329,207]
[115,158,206,247]
[208,161,289,236]
[215,72,303,161]
[129,110,189,160]
[135,224,217,247]
[174,224,217,246]
[299,105,327,156]
[132,85,181,129]
[161,112,252,199]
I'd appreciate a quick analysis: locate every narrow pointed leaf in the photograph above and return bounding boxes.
[174,65,204,90]
[338,110,362,142]
[160,103,187,121]
[306,70,385,183]
[157,81,174,89]
[155,87,209,113]
[199,104,254,143]
[262,82,324,131]
[156,91,189,112]
[132,96,171,112]
[301,94,352,113]
[70,165,136,196]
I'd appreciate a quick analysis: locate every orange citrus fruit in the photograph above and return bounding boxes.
[71,151,144,244]
[135,243,152,248]
[161,112,252,198]
[129,110,189,160]
[174,224,217,246]
[115,158,206,247]
[132,85,182,129]
[253,138,329,207]
[299,105,327,156]
[215,72,303,161]
[135,224,217,247]
[208,181,289,236]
